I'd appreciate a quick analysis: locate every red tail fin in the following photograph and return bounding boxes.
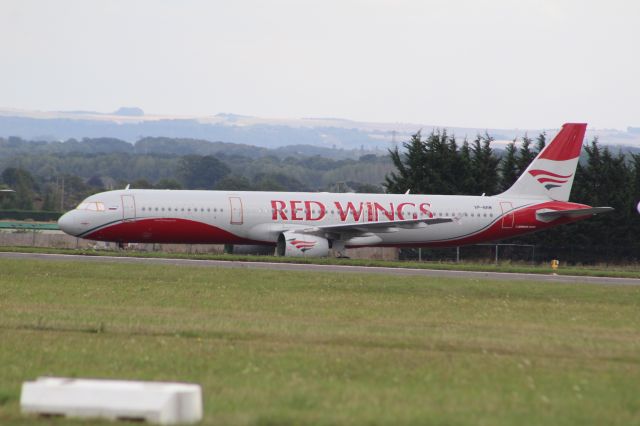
[498,122,587,201]
[538,123,587,161]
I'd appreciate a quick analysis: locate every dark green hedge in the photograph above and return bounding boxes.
[0,210,62,221]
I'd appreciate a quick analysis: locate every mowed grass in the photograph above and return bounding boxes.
[0,259,639,425]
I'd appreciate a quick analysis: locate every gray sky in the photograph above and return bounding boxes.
[1,0,638,129]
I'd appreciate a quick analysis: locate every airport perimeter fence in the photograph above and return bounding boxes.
[400,244,536,265]
[400,243,637,266]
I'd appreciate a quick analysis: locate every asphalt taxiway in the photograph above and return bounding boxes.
[1,251,639,286]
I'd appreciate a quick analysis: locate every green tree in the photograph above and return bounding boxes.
[60,175,92,210]
[384,131,428,194]
[155,179,182,190]
[253,173,305,191]
[499,140,519,191]
[535,132,546,154]
[41,183,60,211]
[470,133,500,195]
[385,130,465,195]
[1,167,36,209]
[349,182,384,193]
[456,139,475,194]
[178,155,230,189]
[214,176,253,191]
[427,130,460,194]
[131,179,153,189]
[516,134,536,175]
[87,175,105,188]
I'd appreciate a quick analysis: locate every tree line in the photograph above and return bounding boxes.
[0,138,392,212]
[385,130,640,263]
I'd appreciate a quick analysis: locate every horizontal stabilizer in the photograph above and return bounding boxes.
[536,207,614,221]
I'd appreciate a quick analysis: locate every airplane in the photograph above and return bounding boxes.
[58,123,613,257]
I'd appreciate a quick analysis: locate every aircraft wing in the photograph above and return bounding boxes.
[536,206,614,221]
[298,217,453,236]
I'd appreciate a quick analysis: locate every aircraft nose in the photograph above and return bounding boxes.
[58,211,79,236]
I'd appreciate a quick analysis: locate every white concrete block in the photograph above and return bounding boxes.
[21,377,202,424]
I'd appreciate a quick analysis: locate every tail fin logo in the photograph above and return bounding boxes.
[288,238,316,252]
[528,169,573,190]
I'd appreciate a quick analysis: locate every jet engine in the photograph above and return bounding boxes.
[276,231,330,257]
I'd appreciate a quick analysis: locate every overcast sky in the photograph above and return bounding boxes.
[1,0,638,129]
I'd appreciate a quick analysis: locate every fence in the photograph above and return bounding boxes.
[401,243,537,264]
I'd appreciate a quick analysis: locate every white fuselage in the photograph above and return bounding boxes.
[57,189,586,248]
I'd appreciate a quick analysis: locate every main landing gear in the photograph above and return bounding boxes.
[331,240,350,259]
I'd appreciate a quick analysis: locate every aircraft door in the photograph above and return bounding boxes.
[500,201,514,229]
[122,195,136,221]
[229,197,243,225]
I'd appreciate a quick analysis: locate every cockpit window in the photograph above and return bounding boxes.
[76,202,105,211]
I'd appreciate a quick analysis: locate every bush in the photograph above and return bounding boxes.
[0,210,62,222]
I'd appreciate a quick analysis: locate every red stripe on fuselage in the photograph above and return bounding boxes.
[347,201,592,249]
[84,218,269,245]
[84,202,594,249]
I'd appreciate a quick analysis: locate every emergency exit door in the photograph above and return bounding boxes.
[229,197,243,225]
[500,201,514,229]
[121,195,136,221]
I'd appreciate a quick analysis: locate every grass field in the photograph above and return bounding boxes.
[3,245,640,279]
[1,258,639,425]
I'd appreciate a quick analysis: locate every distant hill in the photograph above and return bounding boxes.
[113,107,144,116]
[1,108,639,149]
[0,135,381,160]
